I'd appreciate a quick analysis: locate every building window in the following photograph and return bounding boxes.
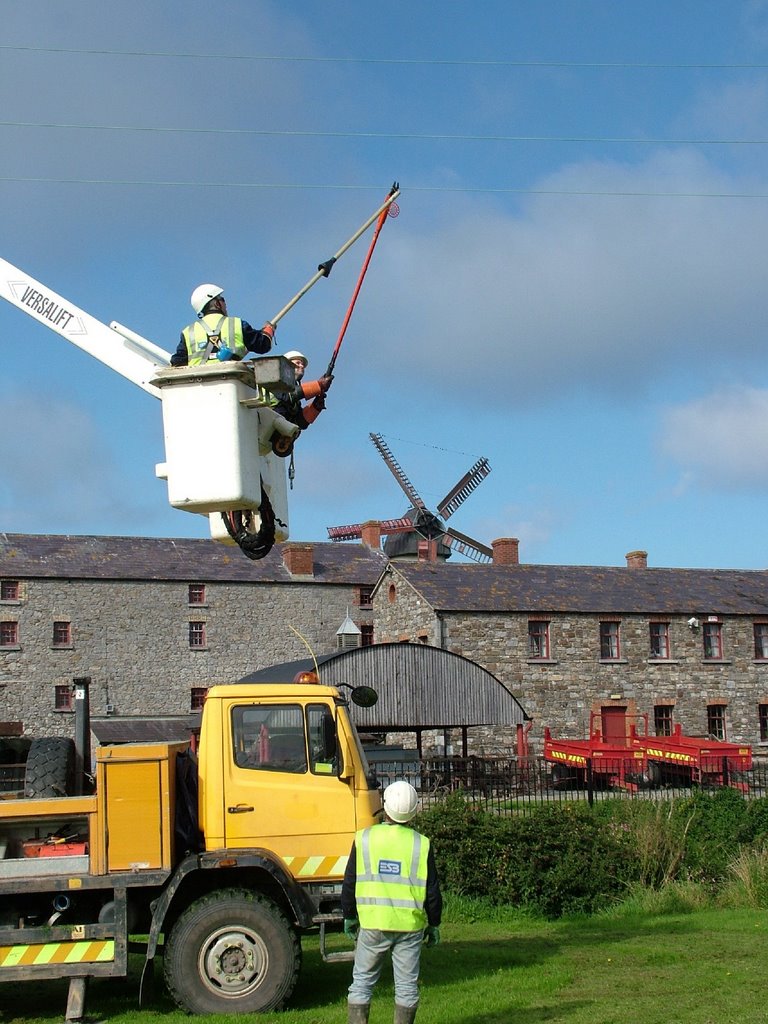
[703,621,723,660]
[649,622,670,659]
[528,620,550,660]
[0,621,18,647]
[189,621,206,649]
[654,705,673,736]
[188,583,206,605]
[759,704,768,742]
[54,684,73,711]
[600,621,621,660]
[707,704,726,740]
[754,624,768,660]
[360,623,374,647]
[0,581,19,601]
[52,621,72,647]
[358,586,373,609]
[190,686,208,711]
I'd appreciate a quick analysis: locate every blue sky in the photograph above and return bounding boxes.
[3,2,768,570]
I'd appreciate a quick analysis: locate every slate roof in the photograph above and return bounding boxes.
[388,562,768,616]
[4,533,768,616]
[0,533,386,585]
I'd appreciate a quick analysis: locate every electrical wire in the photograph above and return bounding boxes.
[2,119,766,146]
[1,175,767,199]
[1,45,767,69]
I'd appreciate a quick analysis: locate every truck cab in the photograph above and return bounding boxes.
[199,682,381,868]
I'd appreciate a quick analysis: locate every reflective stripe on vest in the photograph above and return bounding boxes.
[355,823,429,931]
[182,315,246,365]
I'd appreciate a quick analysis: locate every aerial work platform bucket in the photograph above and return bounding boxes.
[152,358,295,537]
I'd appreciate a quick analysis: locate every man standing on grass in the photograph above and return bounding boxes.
[342,780,442,1024]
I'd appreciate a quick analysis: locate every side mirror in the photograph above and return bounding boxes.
[350,685,378,708]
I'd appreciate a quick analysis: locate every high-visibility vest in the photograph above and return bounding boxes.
[182,314,246,365]
[355,823,429,931]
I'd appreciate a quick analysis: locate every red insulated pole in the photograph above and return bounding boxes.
[326,182,400,377]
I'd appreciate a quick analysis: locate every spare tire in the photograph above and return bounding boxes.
[24,737,76,798]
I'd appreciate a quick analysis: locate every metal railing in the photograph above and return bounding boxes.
[0,763,25,795]
[369,755,768,815]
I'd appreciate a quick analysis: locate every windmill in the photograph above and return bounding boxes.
[327,433,493,563]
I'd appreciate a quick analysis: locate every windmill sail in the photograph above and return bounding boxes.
[327,434,492,562]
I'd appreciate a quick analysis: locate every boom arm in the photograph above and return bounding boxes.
[0,256,171,397]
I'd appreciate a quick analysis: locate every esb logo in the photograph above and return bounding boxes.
[378,859,402,876]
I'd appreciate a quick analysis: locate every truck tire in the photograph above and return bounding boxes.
[24,737,76,798]
[163,889,301,1014]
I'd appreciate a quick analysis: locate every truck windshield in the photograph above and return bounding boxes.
[232,704,307,774]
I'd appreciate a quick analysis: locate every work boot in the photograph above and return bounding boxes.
[347,1002,370,1024]
[393,1005,418,1024]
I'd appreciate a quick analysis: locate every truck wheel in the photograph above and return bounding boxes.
[163,889,300,1014]
[24,737,76,798]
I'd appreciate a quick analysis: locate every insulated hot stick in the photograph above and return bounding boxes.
[270,183,400,462]
[268,183,401,329]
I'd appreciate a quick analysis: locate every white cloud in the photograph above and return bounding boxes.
[350,148,768,410]
[0,390,166,533]
[659,386,768,490]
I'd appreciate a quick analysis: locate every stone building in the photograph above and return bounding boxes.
[3,531,768,753]
[371,539,768,751]
[0,533,383,736]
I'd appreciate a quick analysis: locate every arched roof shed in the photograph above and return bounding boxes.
[240,642,529,731]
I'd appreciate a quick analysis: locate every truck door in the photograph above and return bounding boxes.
[223,700,357,869]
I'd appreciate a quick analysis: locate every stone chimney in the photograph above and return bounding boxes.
[625,549,648,569]
[361,520,382,549]
[492,537,520,566]
[282,543,314,576]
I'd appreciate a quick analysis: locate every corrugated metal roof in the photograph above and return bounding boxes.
[241,643,528,728]
[90,715,199,744]
[0,533,386,585]
[387,562,768,616]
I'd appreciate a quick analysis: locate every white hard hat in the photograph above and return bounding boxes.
[383,781,419,823]
[283,350,308,367]
[190,283,224,317]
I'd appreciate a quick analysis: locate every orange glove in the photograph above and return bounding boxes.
[261,322,276,343]
[302,394,326,425]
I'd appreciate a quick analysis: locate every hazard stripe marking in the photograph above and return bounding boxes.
[0,941,114,967]
[282,854,348,877]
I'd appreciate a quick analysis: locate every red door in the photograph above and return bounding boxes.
[601,706,628,745]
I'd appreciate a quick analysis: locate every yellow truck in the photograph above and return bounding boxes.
[0,677,382,1018]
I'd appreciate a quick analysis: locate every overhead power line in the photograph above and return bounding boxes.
[2,119,767,146]
[1,44,766,70]
[2,175,768,200]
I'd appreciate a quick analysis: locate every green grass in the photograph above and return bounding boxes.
[6,897,768,1024]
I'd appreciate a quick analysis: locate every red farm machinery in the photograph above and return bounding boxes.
[543,713,752,793]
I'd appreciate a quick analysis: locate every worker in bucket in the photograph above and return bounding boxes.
[170,284,275,366]
[342,780,442,1024]
[274,350,333,430]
